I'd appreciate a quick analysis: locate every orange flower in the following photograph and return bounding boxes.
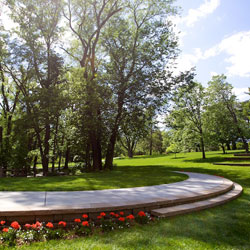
[46,222,54,228]
[31,221,42,230]
[138,211,146,217]
[82,221,89,227]
[0,221,5,225]
[2,228,8,232]
[35,221,42,229]
[100,212,106,217]
[74,218,81,223]
[119,211,124,216]
[126,214,135,220]
[82,214,88,219]
[10,221,20,230]
[24,224,31,229]
[58,221,67,227]
[118,217,125,222]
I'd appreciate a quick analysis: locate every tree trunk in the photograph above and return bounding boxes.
[104,129,117,169]
[85,140,91,171]
[226,142,231,150]
[105,94,124,169]
[0,126,5,177]
[91,133,102,171]
[64,145,70,170]
[51,116,59,173]
[222,145,226,154]
[149,127,153,156]
[200,133,206,159]
[58,134,64,171]
[33,155,37,177]
[128,148,133,158]
[58,152,62,171]
[42,122,50,176]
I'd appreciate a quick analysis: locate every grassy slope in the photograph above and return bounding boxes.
[1,150,250,250]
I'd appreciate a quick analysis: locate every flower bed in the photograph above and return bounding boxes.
[0,211,154,247]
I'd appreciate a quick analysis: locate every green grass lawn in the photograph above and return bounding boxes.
[0,164,187,191]
[1,150,250,250]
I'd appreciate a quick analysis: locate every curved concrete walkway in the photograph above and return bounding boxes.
[0,172,234,214]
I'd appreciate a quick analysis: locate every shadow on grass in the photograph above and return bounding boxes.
[183,156,227,163]
[0,165,188,191]
[131,154,169,159]
[169,157,186,159]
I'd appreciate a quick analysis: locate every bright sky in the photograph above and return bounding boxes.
[172,0,250,101]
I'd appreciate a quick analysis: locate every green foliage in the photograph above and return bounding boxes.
[44,229,64,241]
[166,81,207,158]
[166,143,181,154]
[1,0,249,177]
[0,228,18,247]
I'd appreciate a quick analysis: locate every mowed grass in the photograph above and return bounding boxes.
[0,163,187,191]
[1,150,250,250]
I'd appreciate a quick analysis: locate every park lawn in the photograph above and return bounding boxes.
[0,164,187,192]
[1,150,250,250]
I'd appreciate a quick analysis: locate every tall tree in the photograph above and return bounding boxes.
[6,0,65,175]
[204,91,238,154]
[102,0,179,167]
[167,82,207,159]
[0,33,21,176]
[63,0,122,171]
[207,75,249,152]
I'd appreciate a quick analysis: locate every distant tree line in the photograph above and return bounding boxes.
[110,75,250,159]
[165,75,250,159]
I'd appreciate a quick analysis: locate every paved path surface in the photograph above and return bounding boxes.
[0,172,233,213]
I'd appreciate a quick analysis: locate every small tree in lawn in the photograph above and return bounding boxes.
[166,143,181,158]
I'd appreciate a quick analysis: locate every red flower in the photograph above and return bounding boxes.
[74,218,81,223]
[35,221,42,228]
[126,214,135,220]
[11,221,20,230]
[82,214,88,219]
[114,213,120,218]
[2,228,8,232]
[31,221,42,230]
[97,215,102,219]
[82,221,89,227]
[110,212,115,216]
[24,224,31,229]
[119,211,124,216]
[58,221,67,227]
[118,217,125,222]
[46,222,54,228]
[0,221,5,225]
[138,211,146,217]
[100,212,106,217]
